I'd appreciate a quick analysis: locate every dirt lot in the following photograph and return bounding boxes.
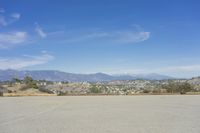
[0,95,200,133]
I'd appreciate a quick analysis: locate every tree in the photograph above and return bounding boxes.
[89,85,101,93]
[178,82,193,94]
[162,82,177,94]
[162,82,193,94]
[12,78,21,83]
[24,76,38,89]
[143,89,150,93]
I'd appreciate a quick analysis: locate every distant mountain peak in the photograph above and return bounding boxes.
[0,69,173,82]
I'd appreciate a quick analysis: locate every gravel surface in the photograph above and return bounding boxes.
[0,95,200,133]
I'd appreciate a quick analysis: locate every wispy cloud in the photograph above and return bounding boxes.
[0,32,28,49]
[0,10,21,26]
[0,52,54,70]
[35,24,47,38]
[116,31,150,43]
[10,13,21,20]
[62,28,150,44]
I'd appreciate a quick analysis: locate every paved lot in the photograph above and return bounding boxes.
[0,96,200,133]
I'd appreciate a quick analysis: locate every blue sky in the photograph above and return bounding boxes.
[0,0,200,78]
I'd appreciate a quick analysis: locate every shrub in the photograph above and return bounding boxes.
[152,89,161,94]
[57,91,68,96]
[162,82,193,94]
[20,85,29,91]
[0,92,3,96]
[89,85,101,93]
[39,87,54,94]
[143,89,150,93]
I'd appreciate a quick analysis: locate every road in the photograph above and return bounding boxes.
[0,95,200,133]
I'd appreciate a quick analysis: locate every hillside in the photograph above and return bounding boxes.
[0,69,173,82]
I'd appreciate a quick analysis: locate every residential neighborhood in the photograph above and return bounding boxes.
[1,76,200,96]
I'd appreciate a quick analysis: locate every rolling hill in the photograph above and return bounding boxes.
[0,69,173,82]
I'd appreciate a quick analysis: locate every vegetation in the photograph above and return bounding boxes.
[57,91,68,96]
[20,76,38,90]
[0,76,199,95]
[12,78,22,83]
[38,87,54,94]
[162,82,193,94]
[143,89,151,93]
[89,85,102,93]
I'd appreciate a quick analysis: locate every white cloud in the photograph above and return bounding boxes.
[35,24,47,38]
[0,12,21,27]
[10,13,21,19]
[62,29,150,44]
[116,31,150,43]
[0,53,54,70]
[0,32,28,49]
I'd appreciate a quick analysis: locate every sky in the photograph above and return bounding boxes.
[0,0,200,78]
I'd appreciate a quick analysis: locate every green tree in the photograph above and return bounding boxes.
[89,85,101,93]
[12,78,21,83]
[24,76,38,89]
[162,82,193,94]
[178,82,193,94]
[143,89,150,93]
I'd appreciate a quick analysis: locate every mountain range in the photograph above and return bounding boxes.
[0,69,173,82]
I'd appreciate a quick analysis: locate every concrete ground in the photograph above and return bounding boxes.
[0,95,200,133]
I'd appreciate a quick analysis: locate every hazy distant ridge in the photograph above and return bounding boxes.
[0,69,173,82]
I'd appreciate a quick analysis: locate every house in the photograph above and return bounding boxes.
[38,82,47,86]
